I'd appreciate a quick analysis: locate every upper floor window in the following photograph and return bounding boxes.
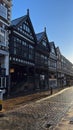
[42,40,46,47]
[35,52,40,61]
[0,27,6,45]
[13,37,22,48]
[17,38,21,44]
[18,24,34,40]
[29,44,34,49]
[22,41,27,46]
[0,4,7,20]
[23,23,30,33]
[51,46,55,54]
[49,60,56,68]
[29,45,34,60]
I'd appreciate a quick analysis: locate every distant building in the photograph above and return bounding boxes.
[0,0,12,91]
[56,47,62,87]
[61,55,73,86]
[56,47,73,88]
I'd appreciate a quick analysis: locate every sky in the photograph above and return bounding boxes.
[12,0,73,63]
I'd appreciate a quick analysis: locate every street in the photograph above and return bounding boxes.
[0,87,73,130]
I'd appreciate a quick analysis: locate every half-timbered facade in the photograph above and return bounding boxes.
[61,55,73,87]
[8,10,73,95]
[9,10,37,93]
[56,47,62,87]
[48,42,57,88]
[35,28,50,90]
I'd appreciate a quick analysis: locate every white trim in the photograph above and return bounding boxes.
[0,49,9,55]
[0,19,9,26]
[13,30,35,44]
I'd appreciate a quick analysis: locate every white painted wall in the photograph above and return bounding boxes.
[0,54,9,76]
[4,54,9,75]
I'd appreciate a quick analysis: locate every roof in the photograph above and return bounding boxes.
[49,41,55,48]
[49,41,54,45]
[11,13,37,42]
[36,32,44,41]
[49,42,57,55]
[11,15,27,26]
[56,46,61,54]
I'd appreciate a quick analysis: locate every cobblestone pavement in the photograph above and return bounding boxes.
[0,87,73,130]
[54,104,73,130]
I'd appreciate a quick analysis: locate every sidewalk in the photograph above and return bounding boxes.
[1,86,73,130]
[54,104,73,130]
[3,87,62,111]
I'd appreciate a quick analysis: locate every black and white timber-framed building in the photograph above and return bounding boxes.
[35,28,50,90]
[8,10,73,95]
[48,41,57,88]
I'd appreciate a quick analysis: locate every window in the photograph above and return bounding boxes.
[42,40,46,47]
[23,24,26,30]
[0,4,7,19]
[13,37,22,55]
[29,45,34,60]
[14,48,16,54]
[22,41,27,46]
[21,42,28,59]
[0,27,5,45]
[16,38,21,44]
[29,45,34,49]
[35,52,40,63]
[20,23,34,40]
[17,22,34,41]
[23,23,30,33]
[51,46,55,54]
[22,49,28,58]
[49,59,56,68]
[44,56,48,65]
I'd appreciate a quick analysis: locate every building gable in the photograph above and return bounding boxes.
[56,47,61,55]
[41,34,49,47]
[11,10,37,43]
[36,28,50,51]
[50,42,57,56]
